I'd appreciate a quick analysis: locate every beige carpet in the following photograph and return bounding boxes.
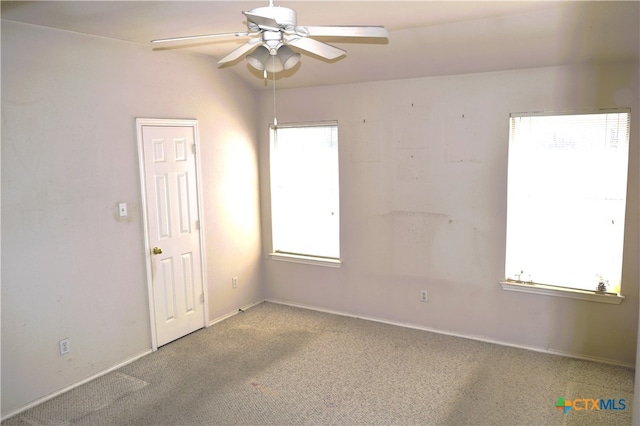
[3,302,634,425]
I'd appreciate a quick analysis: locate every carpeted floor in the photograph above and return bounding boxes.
[3,302,635,425]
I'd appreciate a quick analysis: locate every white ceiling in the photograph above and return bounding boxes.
[2,1,639,90]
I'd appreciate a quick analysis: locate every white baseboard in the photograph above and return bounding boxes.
[265,298,635,369]
[5,298,631,421]
[4,301,265,421]
[207,299,265,327]
[1,349,153,422]
[0,300,264,421]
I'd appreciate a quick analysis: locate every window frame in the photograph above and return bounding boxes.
[501,108,630,304]
[268,121,342,268]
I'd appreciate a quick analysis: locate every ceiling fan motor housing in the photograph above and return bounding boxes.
[249,6,297,30]
[262,31,284,55]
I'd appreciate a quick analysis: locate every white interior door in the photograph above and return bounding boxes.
[137,119,207,348]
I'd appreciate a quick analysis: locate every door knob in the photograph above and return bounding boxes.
[152,247,163,255]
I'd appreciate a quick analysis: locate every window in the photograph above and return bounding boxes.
[504,110,630,301]
[269,122,340,266]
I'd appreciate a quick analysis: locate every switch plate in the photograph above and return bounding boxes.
[118,202,127,217]
[232,277,238,289]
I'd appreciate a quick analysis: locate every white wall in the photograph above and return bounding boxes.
[1,21,263,416]
[2,16,638,420]
[259,61,639,366]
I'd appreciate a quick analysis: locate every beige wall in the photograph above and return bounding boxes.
[258,62,639,366]
[3,16,638,420]
[1,21,263,416]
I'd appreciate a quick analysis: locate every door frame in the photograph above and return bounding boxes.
[136,118,209,351]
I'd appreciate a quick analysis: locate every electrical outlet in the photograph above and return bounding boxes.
[232,277,238,289]
[59,338,70,355]
[420,290,428,302]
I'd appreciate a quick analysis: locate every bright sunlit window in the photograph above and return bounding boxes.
[505,110,630,294]
[270,122,340,263]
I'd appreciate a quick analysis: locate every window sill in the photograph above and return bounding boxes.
[500,281,624,304]
[269,252,342,268]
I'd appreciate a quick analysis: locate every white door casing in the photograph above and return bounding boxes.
[136,119,208,349]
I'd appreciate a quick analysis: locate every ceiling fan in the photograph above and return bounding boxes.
[151,0,389,74]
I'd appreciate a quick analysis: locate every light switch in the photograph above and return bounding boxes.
[118,202,128,217]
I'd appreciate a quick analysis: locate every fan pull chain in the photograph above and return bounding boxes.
[272,55,278,126]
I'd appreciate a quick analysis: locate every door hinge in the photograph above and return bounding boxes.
[192,144,196,155]
[200,293,205,303]
[195,219,200,230]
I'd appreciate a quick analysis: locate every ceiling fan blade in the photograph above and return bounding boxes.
[242,11,281,31]
[301,26,389,38]
[151,31,253,44]
[286,37,345,60]
[217,39,262,65]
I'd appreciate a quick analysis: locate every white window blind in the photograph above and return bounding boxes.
[505,110,630,293]
[270,123,340,259]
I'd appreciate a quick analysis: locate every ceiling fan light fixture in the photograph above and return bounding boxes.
[151,1,388,76]
[248,45,300,73]
[264,55,284,73]
[246,45,270,70]
[277,45,301,70]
